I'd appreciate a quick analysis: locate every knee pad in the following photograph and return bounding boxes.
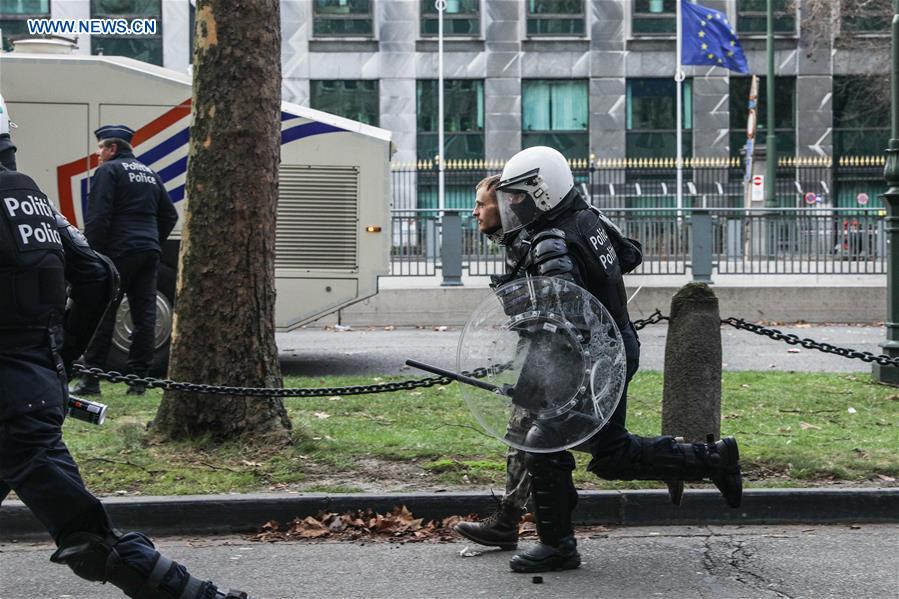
[524,449,576,477]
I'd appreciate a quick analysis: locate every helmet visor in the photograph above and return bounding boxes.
[497,186,540,237]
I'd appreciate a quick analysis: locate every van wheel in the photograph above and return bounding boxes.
[107,263,176,378]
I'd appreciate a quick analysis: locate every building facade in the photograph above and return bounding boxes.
[2,0,890,165]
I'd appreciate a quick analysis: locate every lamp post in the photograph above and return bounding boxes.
[874,0,899,385]
[764,0,777,207]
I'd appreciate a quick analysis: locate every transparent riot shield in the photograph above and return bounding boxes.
[456,276,627,453]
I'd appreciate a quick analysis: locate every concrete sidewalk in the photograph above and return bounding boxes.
[2,488,897,541]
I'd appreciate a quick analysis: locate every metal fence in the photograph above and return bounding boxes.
[388,157,888,279]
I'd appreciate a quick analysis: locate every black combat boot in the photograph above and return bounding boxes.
[588,435,743,508]
[70,376,101,396]
[454,503,521,550]
[510,452,581,573]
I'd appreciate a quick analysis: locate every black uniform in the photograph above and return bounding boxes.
[82,150,178,377]
[508,191,741,572]
[0,161,246,598]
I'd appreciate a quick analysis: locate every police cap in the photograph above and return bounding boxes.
[95,124,134,144]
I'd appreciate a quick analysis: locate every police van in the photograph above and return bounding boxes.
[1,46,393,374]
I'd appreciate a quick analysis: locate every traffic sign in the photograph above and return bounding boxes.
[804,192,817,205]
[857,192,870,206]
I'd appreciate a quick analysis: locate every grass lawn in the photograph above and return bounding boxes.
[60,371,899,496]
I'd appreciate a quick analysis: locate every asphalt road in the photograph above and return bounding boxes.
[278,324,885,376]
[1,524,895,599]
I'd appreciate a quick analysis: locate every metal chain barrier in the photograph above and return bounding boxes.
[719,317,899,368]
[72,363,510,398]
[72,308,895,398]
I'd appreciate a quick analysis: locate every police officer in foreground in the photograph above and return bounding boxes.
[0,98,250,598]
[71,124,179,396]
[489,146,743,574]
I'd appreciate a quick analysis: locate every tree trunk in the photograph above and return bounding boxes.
[155,0,290,441]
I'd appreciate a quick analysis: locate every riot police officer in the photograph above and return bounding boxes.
[492,146,743,574]
[72,124,179,396]
[0,99,250,598]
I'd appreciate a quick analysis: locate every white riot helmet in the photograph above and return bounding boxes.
[496,146,575,241]
[0,93,11,136]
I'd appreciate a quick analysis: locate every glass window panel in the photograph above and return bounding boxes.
[314,0,371,15]
[528,0,582,14]
[417,132,485,161]
[626,78,692,131]
[0,0,48,14]
[310,80,379,126]
[632,0,676,34]
[313,0,372,36]
[421,0,480,38]
[91,35,163,65]
[416,80,484,160]
[527,0,584,35]
[522,132,589,160]
[417,79,484,132]
[840,0,891,33]
[522,80,587,132]
[833,76,888,129]
[89,0,162,65]
[626,131,693,159]
[729,76,795,131]
[91,0,159,16]
[0,18,39,51]
[833,75,890,158]
[737,0,795,33]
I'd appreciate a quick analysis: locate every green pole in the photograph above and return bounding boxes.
[874,0,899,385]
[764,0,777,206]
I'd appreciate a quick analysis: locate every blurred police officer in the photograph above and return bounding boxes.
[72,125,178,396]
[0,97,250,598]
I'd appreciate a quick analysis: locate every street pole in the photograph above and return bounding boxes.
[764,0,777,207]
[437,0,445,220]
[874,0,899,385]
[675,0,684,219]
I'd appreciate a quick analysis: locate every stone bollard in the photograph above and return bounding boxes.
[662,282,721,442]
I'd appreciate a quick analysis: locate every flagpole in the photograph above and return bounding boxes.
[675,0,684,218]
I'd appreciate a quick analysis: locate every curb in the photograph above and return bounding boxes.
[2,488,897,541]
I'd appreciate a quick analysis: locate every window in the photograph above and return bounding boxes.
[626,78,692,158]
[729,76,795,157]
[421,0,479,36]
[310,80,379,126]
[527,0,585,36]
[416,79,484,161]
[833,76,889,157]
[521,79,588,159]
[632,0,675,35]
[91,0,162,66]
[737,0,795,35]
[1,0,50,52]
[313,0,373,37]
[840,0,891,34]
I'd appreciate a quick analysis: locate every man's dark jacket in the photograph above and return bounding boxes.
[85,150,178,258]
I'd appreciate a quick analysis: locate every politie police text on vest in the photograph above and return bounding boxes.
[588,224,617,271]
[3,194,63,246]
[122,161,157,185]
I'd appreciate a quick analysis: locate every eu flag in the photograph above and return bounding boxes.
[681,0,749,74]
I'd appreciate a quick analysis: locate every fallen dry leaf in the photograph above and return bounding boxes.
[799,422,821,430]
[313,412,330,419]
